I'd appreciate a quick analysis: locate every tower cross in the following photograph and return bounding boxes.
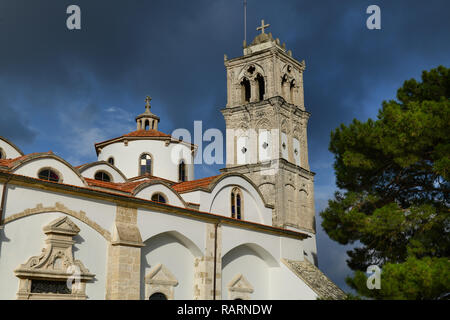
[256,19,270,34]
[145,96,152,111]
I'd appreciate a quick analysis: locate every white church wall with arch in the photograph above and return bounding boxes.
[137,208,206,258]
[78,162,127,183]
[12,157,86,187]
[141,231,198,300]
[134,183,186,208]
[0,137,23,159]
[199,175,272,225]
[1,184,116,238]
[0,212,108,300]
[222,243,271,300]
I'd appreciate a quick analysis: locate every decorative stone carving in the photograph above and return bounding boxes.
[227,273,254,300]
[145,263,178,300]
[14,216,95,300]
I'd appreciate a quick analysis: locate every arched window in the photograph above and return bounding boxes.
[178,160,186,182]
[290,79,295,103]
[256,74,265,101]
[107,157,114,166]
[144,120,150,131]
[38,169,60,183]
[241,78,251,103]
[149,292,167,300]
[231,188,243,220]
[94,171,111,182]
[0,148,5,159]
[151,193,166,204]
[140,154,152,175]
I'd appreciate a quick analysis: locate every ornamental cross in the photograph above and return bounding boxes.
[256,19,270,34]
[145,96,152,111]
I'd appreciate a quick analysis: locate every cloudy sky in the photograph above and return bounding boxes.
[1,0,449,292]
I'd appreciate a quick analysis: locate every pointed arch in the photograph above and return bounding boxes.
[256,73,265,101]
[240,77,251,103]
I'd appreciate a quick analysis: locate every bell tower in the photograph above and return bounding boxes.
[221,20,316,235]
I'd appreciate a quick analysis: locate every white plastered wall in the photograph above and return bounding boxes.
[198,176,272,225]
[138,208,206,300]
[97,140,194,181]
[221,225,317,300]
[0,212,108,300]
[79,164,126,183]
[0,139,22,159]
[137,208,205,259]
[2,185,115,237]
[140,232,196,300]
[13,158,85,187]
[134,184,185,208]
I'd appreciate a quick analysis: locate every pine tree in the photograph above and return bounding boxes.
[321,66,450,299]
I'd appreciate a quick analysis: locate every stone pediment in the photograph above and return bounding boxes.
[43,216,80,236]
[145,263,178,286]
[228,274,254,293]
[15,216,94,281]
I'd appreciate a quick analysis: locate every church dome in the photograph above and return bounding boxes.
[94,96,196,182]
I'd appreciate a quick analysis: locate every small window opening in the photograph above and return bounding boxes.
[179,160,187,182]
[38,169,60,182]
[95,171,111,182]
[241,78,251,103]
[256,74,265,101]
[231,188,243,220]
[290,80,295,103]
[140,154,152,175]
[151,193,166,204]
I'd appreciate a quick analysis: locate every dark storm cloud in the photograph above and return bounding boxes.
[1,0,449,292]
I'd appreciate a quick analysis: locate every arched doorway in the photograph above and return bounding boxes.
[149,292,168,300]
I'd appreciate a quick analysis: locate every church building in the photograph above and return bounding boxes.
[0,21,345,300]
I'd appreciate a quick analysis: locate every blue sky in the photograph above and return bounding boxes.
[1,0,449,292]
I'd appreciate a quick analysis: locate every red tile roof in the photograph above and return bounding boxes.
[95,130,172,147]
[85,174,177,194]
[0,152,54,169]
[172,175,222,193]
[123,130,171,138]
[85,178,150,193]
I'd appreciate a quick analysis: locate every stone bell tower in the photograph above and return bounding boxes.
[220,20,316,235]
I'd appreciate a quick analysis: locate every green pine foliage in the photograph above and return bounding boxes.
[320,66,450,299]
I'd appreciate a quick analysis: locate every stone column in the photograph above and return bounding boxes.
[106,205,144,300]
[193,223,222,300]
[250,79,258,103]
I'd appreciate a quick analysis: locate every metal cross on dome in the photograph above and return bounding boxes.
[257,19,270,34]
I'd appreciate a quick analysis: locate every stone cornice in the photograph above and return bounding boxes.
[220,159,315,178]
[221,96,311,118]
[225,46,306,72]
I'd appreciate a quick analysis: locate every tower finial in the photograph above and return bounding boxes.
[256,19,270,34]
[145,96,152,112]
